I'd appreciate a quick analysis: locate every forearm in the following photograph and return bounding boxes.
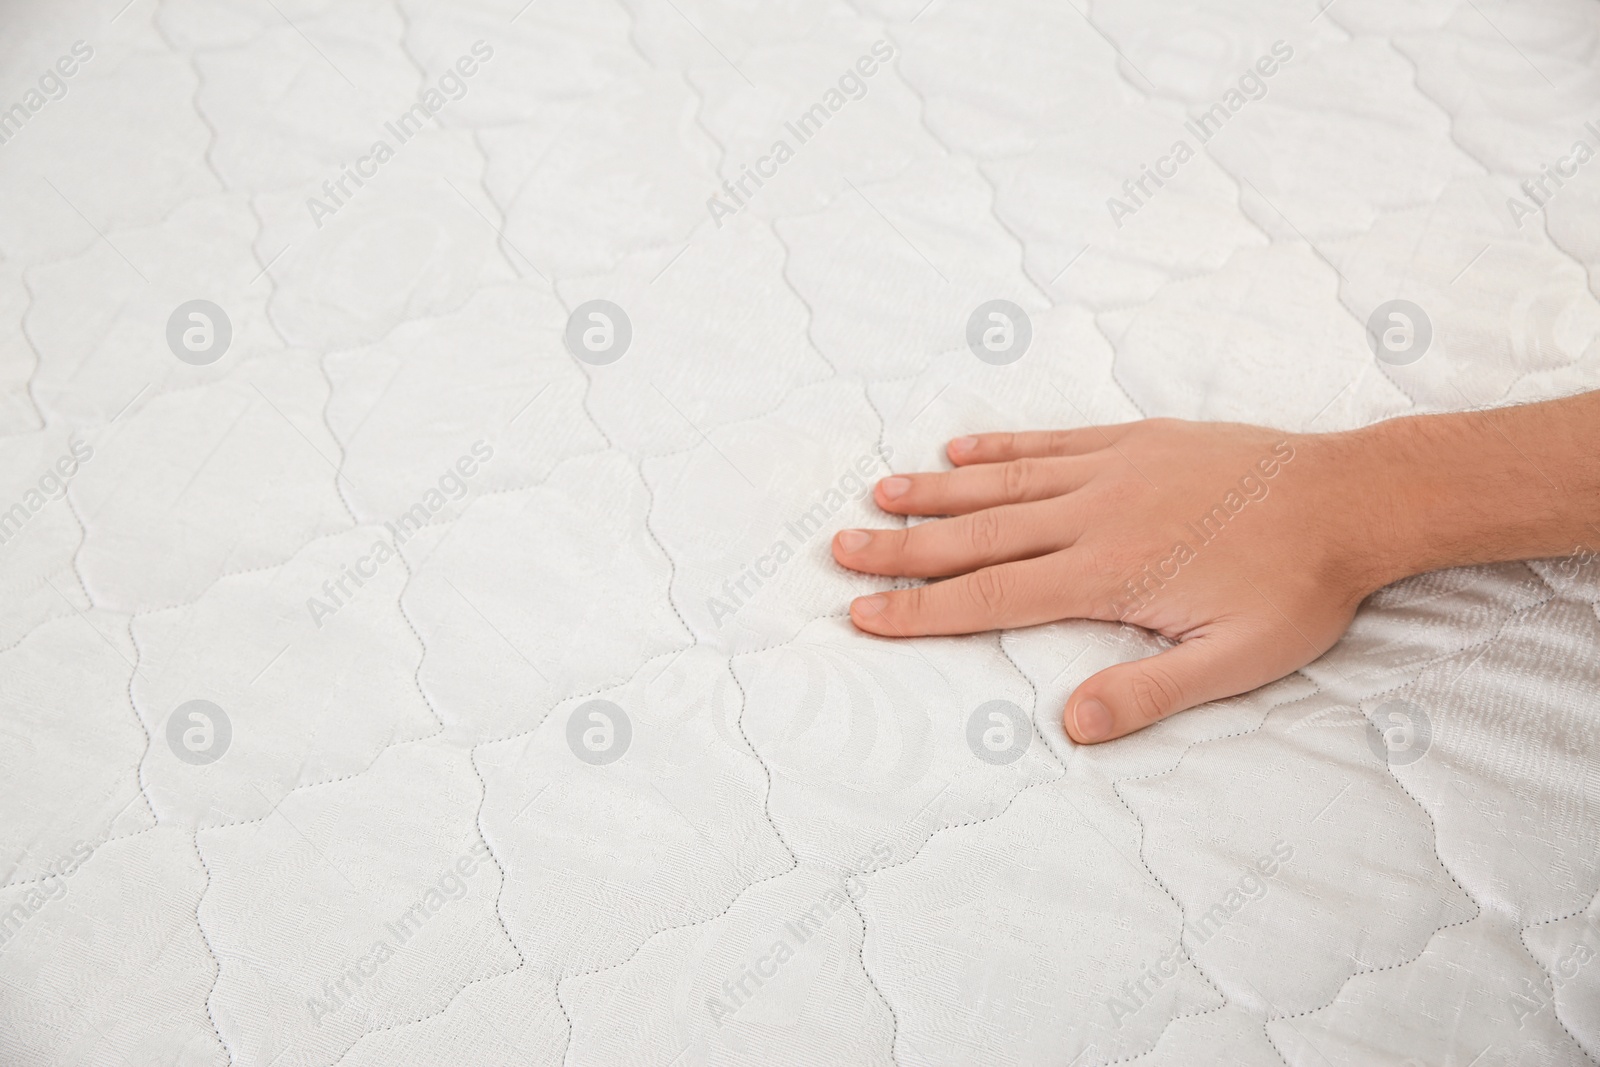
[1344,391,1600,588]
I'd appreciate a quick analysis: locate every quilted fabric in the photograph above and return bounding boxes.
[2,0,1599,1064]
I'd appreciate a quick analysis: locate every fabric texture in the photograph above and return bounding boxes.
[1,0,1599,1064]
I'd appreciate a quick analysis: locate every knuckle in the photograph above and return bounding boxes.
[1001,458,1032,502]
[1048,429,1076,452]
[966,508,1004,557]
[969,565,1012,614]
[1128,664,1184,723]
[885,526,917,563]
[900,584,930,620]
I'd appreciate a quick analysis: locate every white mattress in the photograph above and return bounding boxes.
[2,0,1600,1063]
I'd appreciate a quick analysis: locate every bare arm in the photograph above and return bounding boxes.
[1360,392,1600,580]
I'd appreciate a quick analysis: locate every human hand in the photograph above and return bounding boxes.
[831,420,1397,745]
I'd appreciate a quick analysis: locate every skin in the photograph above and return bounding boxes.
[831,391,1600,744]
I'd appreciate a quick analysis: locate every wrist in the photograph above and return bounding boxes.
[1342,416,1462,588]
[1300,422,1431,597]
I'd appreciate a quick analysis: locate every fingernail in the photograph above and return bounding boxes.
[950,436,977,456]
[853,594,887,616]
[1073,699,1112,742]
[838,529,872,553]
[879,476,911,500]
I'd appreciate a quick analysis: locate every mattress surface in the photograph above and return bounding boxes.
[2,0,1600,1064]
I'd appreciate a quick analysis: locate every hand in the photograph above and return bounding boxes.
[831,419,1396,744]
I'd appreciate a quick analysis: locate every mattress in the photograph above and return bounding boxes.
[2,0,1599,1063]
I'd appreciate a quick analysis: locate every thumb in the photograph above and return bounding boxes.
[1063,627,1294,744]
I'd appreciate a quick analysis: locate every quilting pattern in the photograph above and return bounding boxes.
[2,0,1599,1064]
